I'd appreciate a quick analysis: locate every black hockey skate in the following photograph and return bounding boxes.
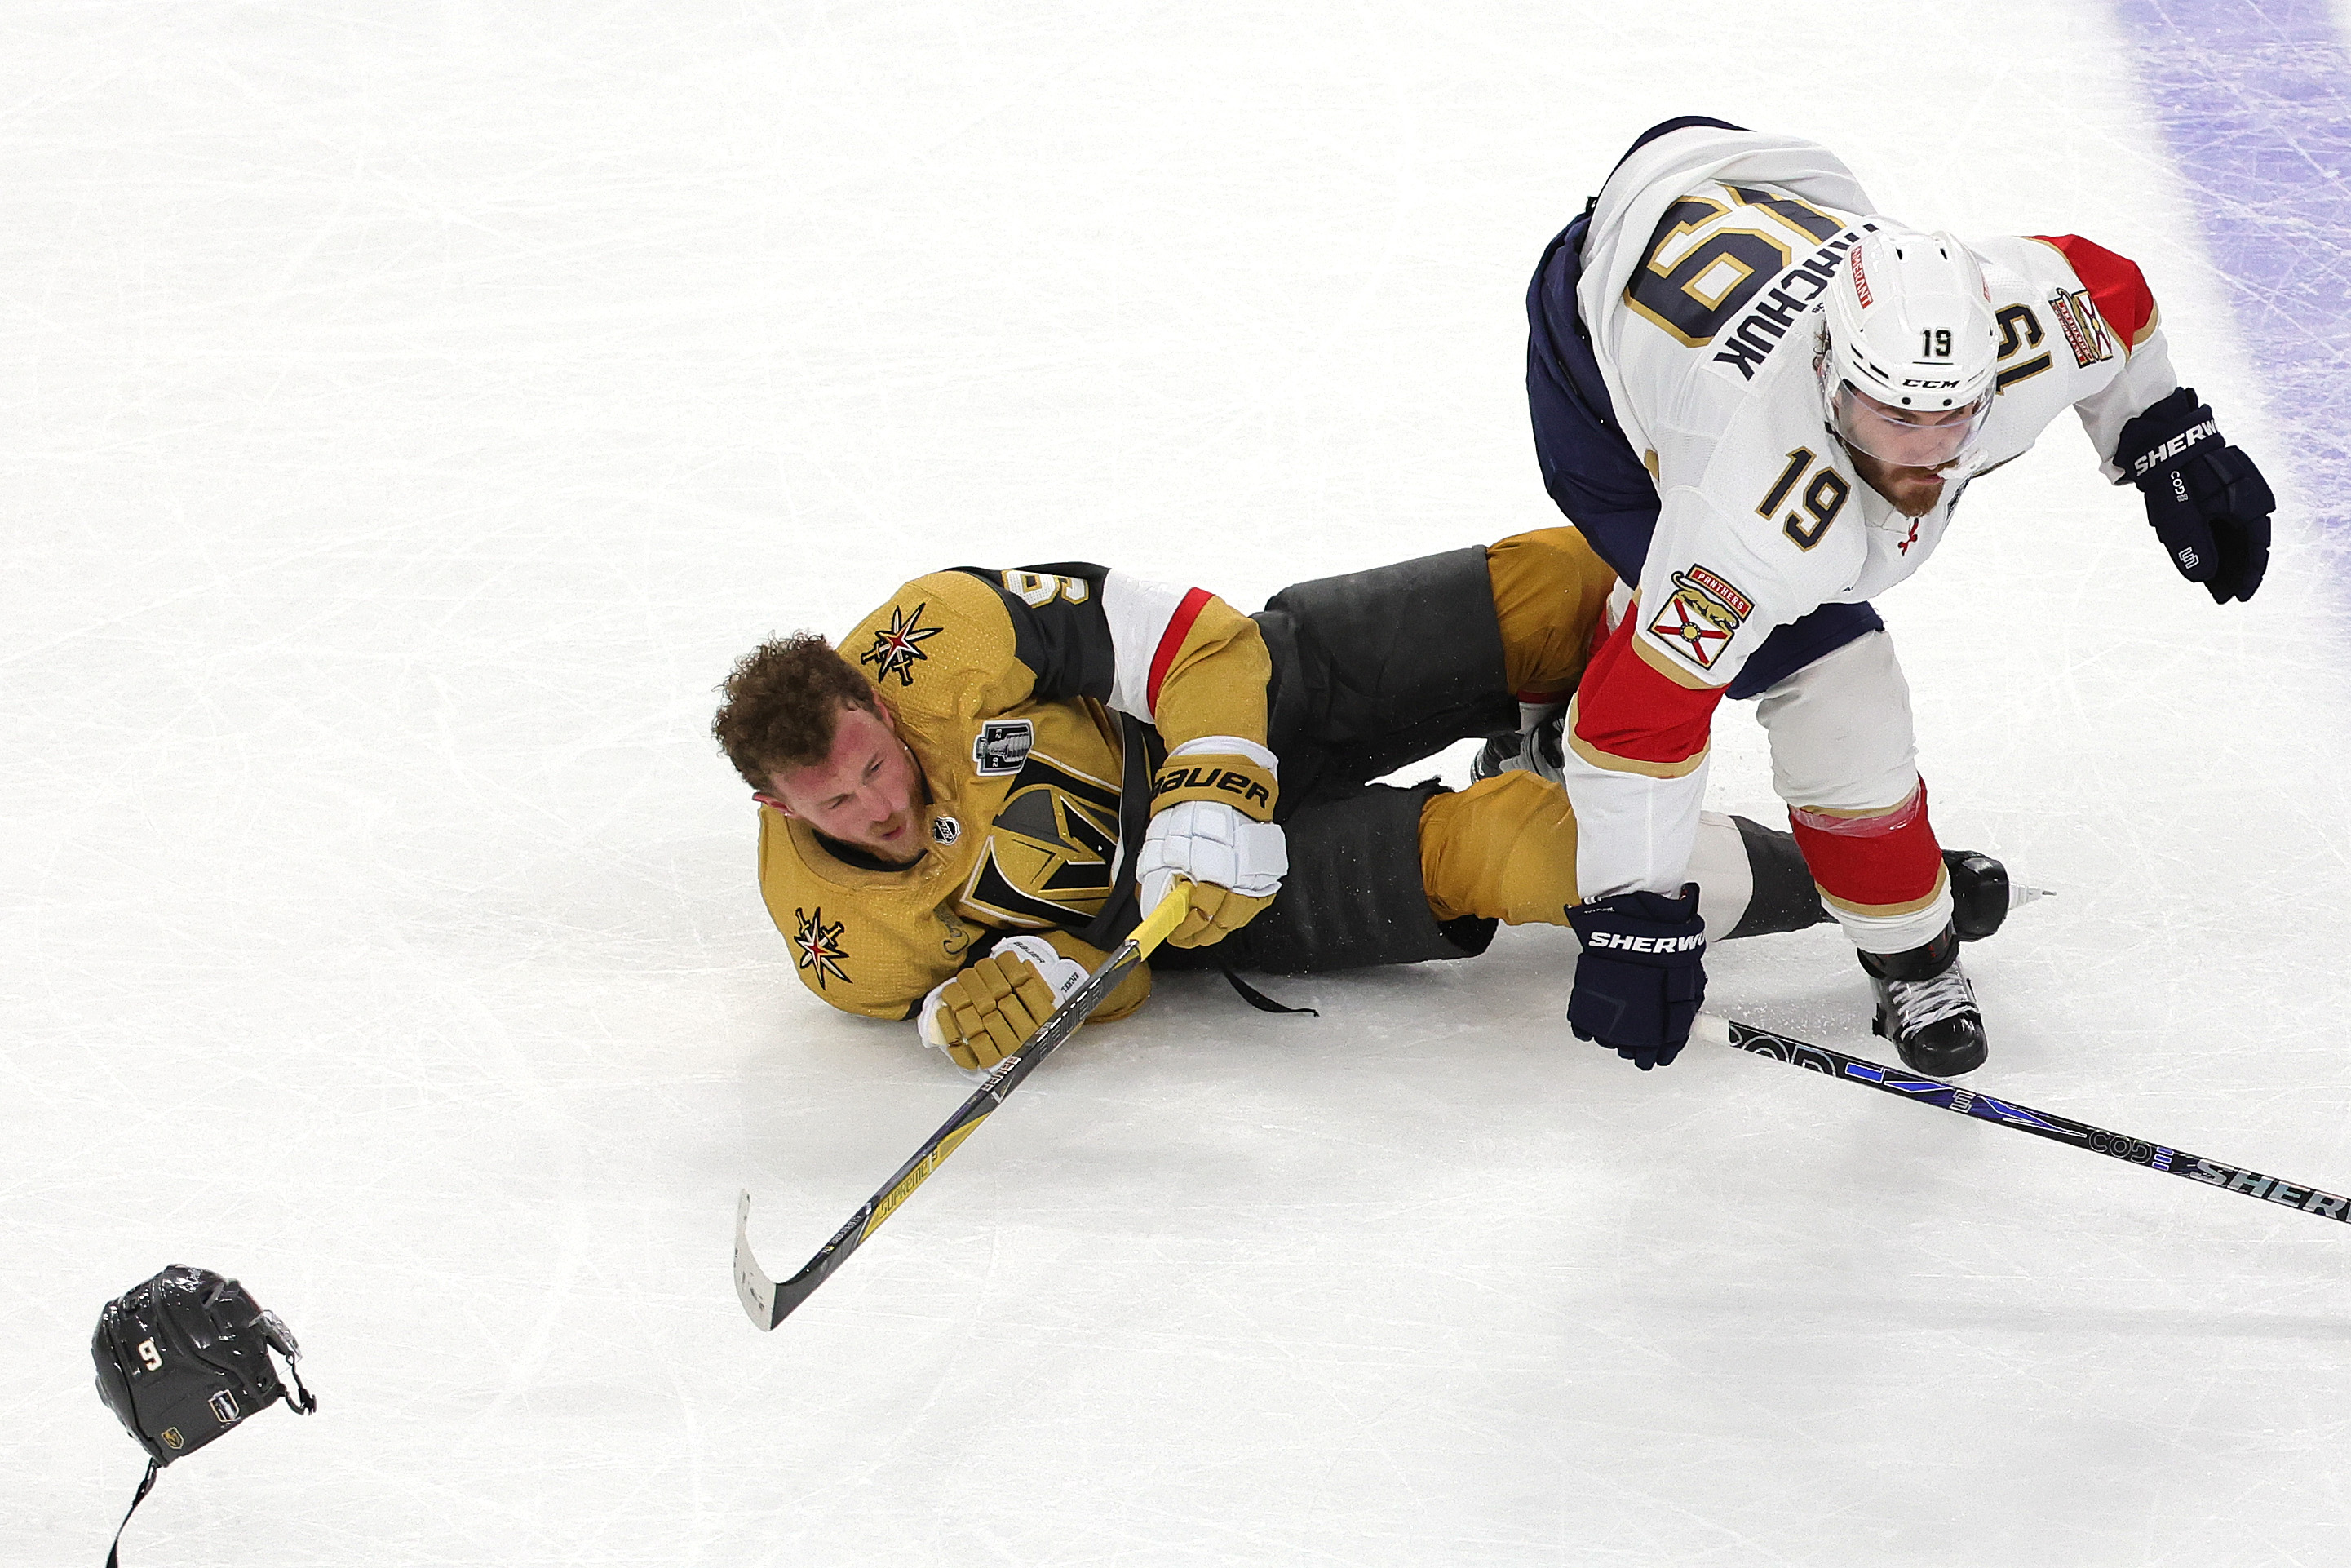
[1470,707,1565,786]
[1860,924,1987,1077]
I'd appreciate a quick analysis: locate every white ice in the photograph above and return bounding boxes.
[10,3,2351,1563]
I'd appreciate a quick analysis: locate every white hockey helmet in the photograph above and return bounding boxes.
[1816,228,1999,470]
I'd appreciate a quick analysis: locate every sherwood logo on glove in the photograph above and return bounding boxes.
[1585,931,1704,954]
[2131,417,2218,477]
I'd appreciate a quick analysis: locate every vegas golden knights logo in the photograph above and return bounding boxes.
[961,752,1122,929]
[859,602,943,687]
[793,907,851,989]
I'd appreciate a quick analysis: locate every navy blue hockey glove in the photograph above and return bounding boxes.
[2114,387,2274,605]
[1564,884,1706,1070]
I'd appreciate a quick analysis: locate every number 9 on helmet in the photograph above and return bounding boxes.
[1816,228,1999,472]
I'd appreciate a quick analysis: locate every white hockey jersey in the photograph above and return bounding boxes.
[1560,124,2183,900]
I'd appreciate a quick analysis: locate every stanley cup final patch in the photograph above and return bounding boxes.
[972,718,1033,775]
[1646,564,1753,671]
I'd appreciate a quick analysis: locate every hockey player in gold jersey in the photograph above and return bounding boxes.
[713,528,2017,1071]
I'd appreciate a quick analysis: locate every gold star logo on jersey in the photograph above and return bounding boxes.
[793,906,851,989]
[858,603,944,688]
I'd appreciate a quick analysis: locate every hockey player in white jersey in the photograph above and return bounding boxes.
[1509,116,2274,1076]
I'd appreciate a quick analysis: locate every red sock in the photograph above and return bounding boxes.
[1787,779,1946,916]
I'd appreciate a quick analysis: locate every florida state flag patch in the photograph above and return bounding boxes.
[1646,565,1752,671]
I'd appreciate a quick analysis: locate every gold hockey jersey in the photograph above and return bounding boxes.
[759,563,1270,1023]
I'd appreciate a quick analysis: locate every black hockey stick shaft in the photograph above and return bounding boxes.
[734,885,1194,1329]
[1698,1015,2351,1223]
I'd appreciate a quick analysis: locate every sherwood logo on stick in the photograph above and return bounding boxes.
[1714,1017,2351,1227]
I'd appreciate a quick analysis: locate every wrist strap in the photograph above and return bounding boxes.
[105,1459,160,1568]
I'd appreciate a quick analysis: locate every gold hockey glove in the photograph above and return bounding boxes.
[917,936,1088,1073]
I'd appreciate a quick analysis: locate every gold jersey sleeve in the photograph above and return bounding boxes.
[1143,591,1271,752]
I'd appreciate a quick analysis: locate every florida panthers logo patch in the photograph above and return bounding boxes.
[858,603,944,688]
[1646,565,1752,671]
[793,907,851,989]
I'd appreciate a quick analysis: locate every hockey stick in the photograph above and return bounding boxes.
[1698,1015,2351,1223]
[735,884,1194,1330]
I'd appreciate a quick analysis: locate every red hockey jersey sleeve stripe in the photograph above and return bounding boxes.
[1145,586,1214,714]
[1568,614,1724,776]
[2030,234,2159,348]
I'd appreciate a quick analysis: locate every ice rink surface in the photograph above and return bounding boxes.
[10,2,2351,1562]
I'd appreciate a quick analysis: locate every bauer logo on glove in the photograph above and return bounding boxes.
[1150,756,1276,819]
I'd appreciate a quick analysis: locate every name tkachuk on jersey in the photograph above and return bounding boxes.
[1560,122,2184,896]
[758,562,1272,1022]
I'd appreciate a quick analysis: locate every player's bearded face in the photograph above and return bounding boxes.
[1833,383,1988,517]
[759,701,926,857]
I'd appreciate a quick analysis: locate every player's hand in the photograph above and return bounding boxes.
[2114,387,2274,605]
[1564,884,1707,1070]
[1136,801,1287,948]
[918,936,1087,1073]
[1140,745,1286,948]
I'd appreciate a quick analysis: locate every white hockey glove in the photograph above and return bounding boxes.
[1139,737,1286,949]
[918,934,1089,1075]
[1136,800,1288,949]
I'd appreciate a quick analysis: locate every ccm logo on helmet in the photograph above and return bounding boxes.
[1585,931,1704,954]
[2132,418,2219,477]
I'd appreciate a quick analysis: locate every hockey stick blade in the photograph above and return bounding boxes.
[734,884,1195,1330]
[1700,1015,2351,1224]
